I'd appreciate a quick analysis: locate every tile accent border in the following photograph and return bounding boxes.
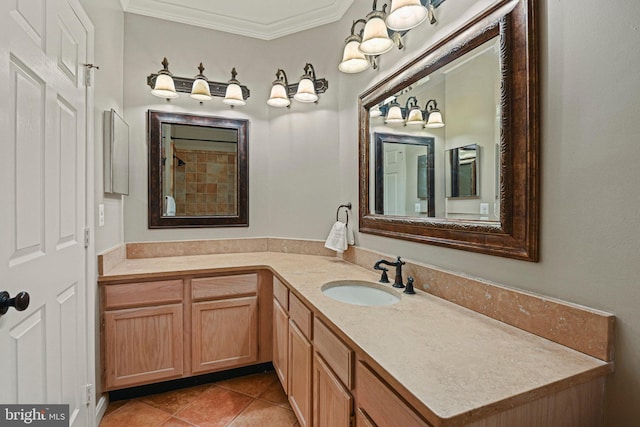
[343,246,615,362]
[125,238,269,259]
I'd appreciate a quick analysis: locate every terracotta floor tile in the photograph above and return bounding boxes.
[99,401,172,427]
[228,400,298,427]
[215,372,277,397]
[103,399,127,417]
[140,384,212,414]
[257,380,290,408]
[159,417,197,427]
[175,386,253,427]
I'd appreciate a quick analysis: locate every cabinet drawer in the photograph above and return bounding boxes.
[289,292,312,340]
[314,318,353,389]
[103,279,183,310]
[192,273,257,301]
[356,361,432,427]
[273,277,289,309]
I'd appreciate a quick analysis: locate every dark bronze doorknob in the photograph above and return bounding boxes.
[0,291,30,315]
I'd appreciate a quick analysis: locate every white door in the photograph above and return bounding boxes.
[383,145,406,215]
[0,0,91,426]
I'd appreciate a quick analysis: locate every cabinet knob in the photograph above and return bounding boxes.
[0,291,30,315]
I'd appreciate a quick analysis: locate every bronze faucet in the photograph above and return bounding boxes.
[373,256,406,288]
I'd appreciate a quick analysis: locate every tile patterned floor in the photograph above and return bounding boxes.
[100,371,299,427]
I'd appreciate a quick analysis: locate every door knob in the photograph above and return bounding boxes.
[0,291,30,315]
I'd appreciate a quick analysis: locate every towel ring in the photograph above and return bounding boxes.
[336,202,352,225]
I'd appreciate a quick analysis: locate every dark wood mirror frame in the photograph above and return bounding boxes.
[148,110,249,228]
[359,0,539,261]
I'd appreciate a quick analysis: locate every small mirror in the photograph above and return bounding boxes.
[446,144,479,199]
[148,111,248,228]
[104,109,129,195]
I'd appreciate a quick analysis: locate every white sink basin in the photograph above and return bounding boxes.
[321,280,400,306]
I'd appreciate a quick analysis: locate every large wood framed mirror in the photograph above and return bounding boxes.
[359,0,538,261]
[148,110,249,228]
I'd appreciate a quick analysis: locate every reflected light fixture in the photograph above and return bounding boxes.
[267,69,291,108]
[405,96,425,125]
[223,67,246,106]
[425,99,445,128]
[150,57,178,99]
[386,0,428,31]
[385,100,404,123]
[359,0,394,56]
[370,104,382,118]
[338,19,371,74]
[190,63,212,101]
[294,63,319,103]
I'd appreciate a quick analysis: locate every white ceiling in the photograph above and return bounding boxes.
[120,0,356,40]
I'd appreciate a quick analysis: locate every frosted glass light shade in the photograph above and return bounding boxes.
[151,74,178,99]
[426,110,445,128]
[406,107,425,125]
[359,16,394,55]
[223,83,246,106]
[339,40,370,73]
[370,105,382,118]
[293,78,318,103]
[386,0,428,31]
[385,104,404,123]
[190,78,212,101]
[267,83,290,107]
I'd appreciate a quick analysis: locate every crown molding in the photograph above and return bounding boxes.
[123,0,355,40]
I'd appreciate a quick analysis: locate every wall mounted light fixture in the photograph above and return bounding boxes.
[267,63,329,108]
[147,58,250,105]
[338,0,443,74]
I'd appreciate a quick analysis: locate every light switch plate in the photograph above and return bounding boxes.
[98,204,105,227]
[480,203,489,215]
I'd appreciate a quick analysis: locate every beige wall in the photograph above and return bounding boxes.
[112,0,640,424]
[81,0,125,254]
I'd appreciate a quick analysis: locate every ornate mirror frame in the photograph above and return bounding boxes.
[358,0,539,261]
[148,110,249,228]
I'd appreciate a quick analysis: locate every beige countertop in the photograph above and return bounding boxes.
[100,251,612,425]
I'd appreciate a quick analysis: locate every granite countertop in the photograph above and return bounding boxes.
[99,251,612,425]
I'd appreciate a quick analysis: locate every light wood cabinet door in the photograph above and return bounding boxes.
[104,304,184,390]
[192,296,258,374]
[313,353,352,427]
[289,320,313,427]
[273,298,289,393]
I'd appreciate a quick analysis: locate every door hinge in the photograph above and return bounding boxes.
[85,384,93,406]
[84,228,90,248]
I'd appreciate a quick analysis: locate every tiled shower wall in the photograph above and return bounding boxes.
[173,149,237,216]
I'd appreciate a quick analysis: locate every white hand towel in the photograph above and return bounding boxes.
[346,222,355,245]
[165,195,176,216]
[324,221,348,253]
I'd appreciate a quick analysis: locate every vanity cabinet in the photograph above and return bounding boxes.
[191,274,259,374]
[272,278,289,393]
[288,292,313,427]
[313,317,354,427]
[102,279,184,390]
[356,360,432,427]
[101,272,268,391]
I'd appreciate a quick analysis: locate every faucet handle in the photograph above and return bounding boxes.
[403,276,416,294]
[374,265,390,283]
[396,256,405,265]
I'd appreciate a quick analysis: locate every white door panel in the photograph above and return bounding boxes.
[0,0,91,426]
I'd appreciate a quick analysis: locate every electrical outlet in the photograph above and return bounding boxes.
[98,204,105,227]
